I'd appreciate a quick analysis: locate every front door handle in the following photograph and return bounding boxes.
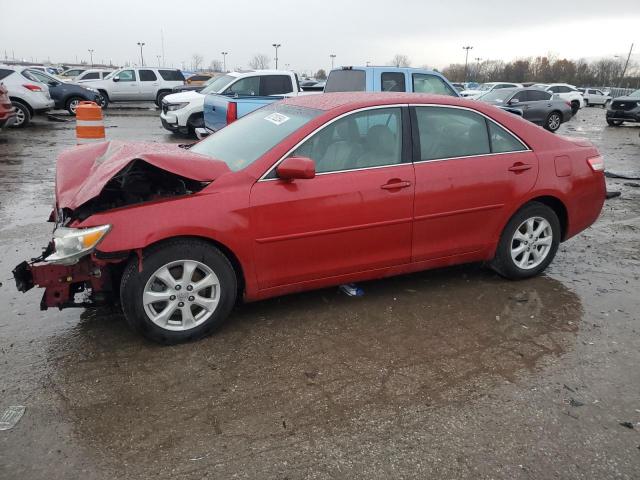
[381,180,412,190]
[508,163,532,173]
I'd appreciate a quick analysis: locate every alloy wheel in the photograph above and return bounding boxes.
[510,217,553,270]
[143,260,220,331]
[548,114,560,130]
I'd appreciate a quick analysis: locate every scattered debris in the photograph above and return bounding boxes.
[46,114,70,123]
[0,406,26,431]
[339,283,364,297]
[563,384,576,393]
[619,422,635,429]
[570,398,585,407]
[623,182,640,188]
[606,191,621,199]
[605,171,640,180]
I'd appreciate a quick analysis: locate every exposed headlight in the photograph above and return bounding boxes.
[166,102,189,111]
[45,225,111,265]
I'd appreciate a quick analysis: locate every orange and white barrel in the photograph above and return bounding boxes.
[75,101,105,143]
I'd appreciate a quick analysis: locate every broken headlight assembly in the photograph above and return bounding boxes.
[45,225,111,265]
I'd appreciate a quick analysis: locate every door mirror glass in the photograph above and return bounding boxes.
[508,98,520,105]
[276,156,316,180]
[112,76,120,82]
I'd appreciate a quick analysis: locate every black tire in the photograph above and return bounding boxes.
[65,96,83,115]
[10,101,31,128]
[97,91,109,109]
[603,99,611,109]
[607,119,623,127]
[120,238,237,344]
[570,100,580,115]
[491,202,560,280]
[544,111,562,132]
[584,99,589,107]
[186,112,204,138]
[155,90,170,107]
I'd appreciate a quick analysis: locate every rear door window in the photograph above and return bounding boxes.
[488,122,528,154]
[82,72,100,80]
[381,72,406,92]
[414,106,490,161]
[261,75,294,95]
[139,69,157,81]
[324,70,366,92]
[528,90,552,101]
[412,74,457,96]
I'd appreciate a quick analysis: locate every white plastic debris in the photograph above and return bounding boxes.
[0,406,26,431]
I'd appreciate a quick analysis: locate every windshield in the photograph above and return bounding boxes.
[478,83,495,91]
[104,70,118,80]
[480,89,514,103]
[201,75,235,94]
[190,103,321,171]
[628,89,640,98]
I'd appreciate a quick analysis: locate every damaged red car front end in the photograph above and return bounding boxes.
[13,140,223,310]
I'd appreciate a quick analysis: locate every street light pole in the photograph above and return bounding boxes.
[272,44,281,69]
[156,55,161,67]
[88,49,94,67]
[330,54,336,69]
[474,57,481,80]
[462,45,473,82]
[221,51,228,72]
[137,42,145,66]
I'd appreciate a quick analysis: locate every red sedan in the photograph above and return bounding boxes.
[14,93,605,343]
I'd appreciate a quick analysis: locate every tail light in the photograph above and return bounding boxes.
[226,101,237,125]
[23,84,43,92]
[587,155,604,172]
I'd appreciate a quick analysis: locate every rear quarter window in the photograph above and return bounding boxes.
[158,70,185,81]
[324,70,366,92]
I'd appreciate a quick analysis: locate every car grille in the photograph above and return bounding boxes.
[611,100,637,111]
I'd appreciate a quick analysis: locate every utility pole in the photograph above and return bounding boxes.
[620,43,634,87]
[272,44,281,69]
[137,42,145,66]
[156,55,161,67]
[160,28,165,67]
[474,57,481,80]
[462,46,473,82]
[330,54,336,69]
[221,51,228,72]
[88,49,94,67]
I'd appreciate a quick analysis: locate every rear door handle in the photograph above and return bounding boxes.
[381,180,412,190]
[508,163,532,173]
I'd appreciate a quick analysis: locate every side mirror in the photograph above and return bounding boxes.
[276,156,315,180]
[509,98,520,105]
[112,76,120,82]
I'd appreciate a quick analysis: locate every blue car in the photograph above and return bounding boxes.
[22,68,102,115]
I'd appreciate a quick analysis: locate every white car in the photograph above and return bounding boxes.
[57,68,87,81]
[73,69,114,83]
[579,88,611,107]
[80,67,185,108]
[160,70,304,137]
[0,65,54,127]
[532,83,584,114]
[460,82,523,99]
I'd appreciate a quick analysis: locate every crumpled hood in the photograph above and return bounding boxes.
[56,141,230,210]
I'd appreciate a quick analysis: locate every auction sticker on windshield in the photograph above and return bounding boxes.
[264,112,290,125]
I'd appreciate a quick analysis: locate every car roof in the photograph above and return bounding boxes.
[282,92,486,112]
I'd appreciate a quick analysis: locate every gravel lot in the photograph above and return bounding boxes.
[0,105,639,479]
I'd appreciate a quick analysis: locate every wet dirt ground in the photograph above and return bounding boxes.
[0,106,639,479]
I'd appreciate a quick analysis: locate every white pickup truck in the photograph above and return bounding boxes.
[160,70,305,137]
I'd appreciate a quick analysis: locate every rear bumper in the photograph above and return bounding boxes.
[13,253,112,310]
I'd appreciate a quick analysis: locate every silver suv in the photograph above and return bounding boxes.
[0,65,55,127]
[80,67,185,108]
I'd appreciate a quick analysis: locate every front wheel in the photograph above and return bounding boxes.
[544,111,562,132]
[65,96,83,115]
[606,119,623,126]
[97,92,109,109]
[120,239,237,344]
[155,91,169,107]
[491,202,560,280]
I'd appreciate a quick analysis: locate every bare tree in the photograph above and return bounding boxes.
[191,54,203,71]
[249,53,270,70]
[390,54,411,68]
[209,59,223,72]
[315,69,327,80]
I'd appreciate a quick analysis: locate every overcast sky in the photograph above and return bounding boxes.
[2,0,638,73]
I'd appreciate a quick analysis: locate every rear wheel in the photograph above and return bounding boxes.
[10,101,31,128]
[155,91,170,107]
[544,111,562,132]
[120,239,237,344]
[607,119,623,127]
[65,96,83,115]
[491,202,560,280]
